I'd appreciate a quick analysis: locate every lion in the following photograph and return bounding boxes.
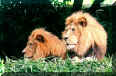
[62,11,107,61]
[22,28,66,60]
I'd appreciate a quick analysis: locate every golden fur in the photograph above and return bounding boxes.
[62,11,107,61]
[23,28,66,60]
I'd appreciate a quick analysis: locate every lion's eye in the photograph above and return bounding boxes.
[72,28,75,31]
[29,43,33,46]
[79,22,83,25]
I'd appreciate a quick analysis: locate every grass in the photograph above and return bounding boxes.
[0,56,112,75]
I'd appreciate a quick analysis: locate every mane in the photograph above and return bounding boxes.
[66,11,100,26]
[30,28,56,41]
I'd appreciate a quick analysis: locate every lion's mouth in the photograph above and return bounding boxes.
[66,44,77,58]
[24,55,33,59]
[66,44,76,50]
[27,56,33,59]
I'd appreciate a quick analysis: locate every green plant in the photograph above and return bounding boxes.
[3,56,112,72]
[0,59,5,76]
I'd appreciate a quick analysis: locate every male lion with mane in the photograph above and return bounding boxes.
[22,28,66,60]
[62,11,107,61]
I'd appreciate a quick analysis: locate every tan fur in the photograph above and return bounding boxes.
[23,28,66,60]
[62,11,107,61]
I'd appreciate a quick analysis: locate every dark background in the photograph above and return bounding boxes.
[0,0,112,60]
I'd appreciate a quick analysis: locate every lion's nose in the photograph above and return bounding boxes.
[22,50,25,54]
[64,37,68,41]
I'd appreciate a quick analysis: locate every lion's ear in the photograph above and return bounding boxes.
[36,35,45,43]
[78,17,87,27]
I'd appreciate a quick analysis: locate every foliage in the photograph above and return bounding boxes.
[0,59,5,76]
[1,56,112,73]
[51,0,65,7]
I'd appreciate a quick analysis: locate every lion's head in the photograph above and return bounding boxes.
[22,32,48,60]
[62,11,87,50]
[23,28,66,60]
